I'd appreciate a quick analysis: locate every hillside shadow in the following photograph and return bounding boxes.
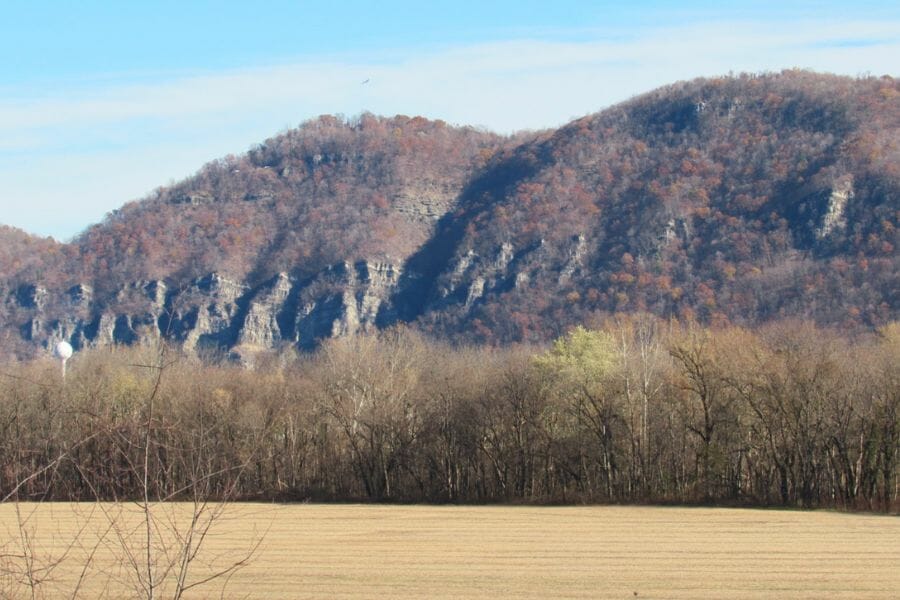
[386,144,551,325]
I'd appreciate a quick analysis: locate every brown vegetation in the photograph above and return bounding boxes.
[2,504,898,599]
[1,318,896,511]
[425,71,900,341]
[2,71,897,361]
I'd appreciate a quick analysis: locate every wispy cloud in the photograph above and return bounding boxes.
[1,18,897,239]
[808,37,897,48]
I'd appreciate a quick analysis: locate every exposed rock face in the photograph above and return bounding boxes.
[427,232,592,313]
[15,285,47,310]
[13,279,169,353]
[14,262,404,359]
[394,182,457,224]
[67,284,93,311]
[817,176,854,239]
[295,260,402,349]
[558,234,587,283]
[168,273,247,355]
[237,272,292,348]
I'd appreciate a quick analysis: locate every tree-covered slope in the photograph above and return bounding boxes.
[72,114,506,294]
[1,71,897,357]
[409,71,899,342]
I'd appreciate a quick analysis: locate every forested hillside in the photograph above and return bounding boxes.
[0,226,65,286]
[1,71,897,358]
[34,115,504,292]
[412,71,899,343]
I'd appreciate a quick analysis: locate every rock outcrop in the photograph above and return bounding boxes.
[817,176,854,239]
[13,261,405,359]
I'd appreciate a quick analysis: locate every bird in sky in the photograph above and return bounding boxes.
[361,78,370,85]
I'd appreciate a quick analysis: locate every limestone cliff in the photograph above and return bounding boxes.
[12,260,404,360]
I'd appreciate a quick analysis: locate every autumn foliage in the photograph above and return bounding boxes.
[0,71,897,352]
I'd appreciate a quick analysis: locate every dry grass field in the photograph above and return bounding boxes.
[1,503,898,599]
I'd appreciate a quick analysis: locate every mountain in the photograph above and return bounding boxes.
[407,70,899,343]
[2,71,898,359]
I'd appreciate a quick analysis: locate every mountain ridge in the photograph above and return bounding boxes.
[2,70,898,359]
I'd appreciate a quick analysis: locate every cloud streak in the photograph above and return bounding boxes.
[1,18,897,239]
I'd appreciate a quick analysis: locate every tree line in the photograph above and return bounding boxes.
[1,317,897,511]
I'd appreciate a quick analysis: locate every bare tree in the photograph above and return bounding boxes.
[1,341,269,598]
[316,328,424,500]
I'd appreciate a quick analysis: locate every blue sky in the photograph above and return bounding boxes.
[2,1,898,240]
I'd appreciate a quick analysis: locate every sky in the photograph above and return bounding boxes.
[1,1,898,241]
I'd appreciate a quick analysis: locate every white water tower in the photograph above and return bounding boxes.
[54,341,73,379]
